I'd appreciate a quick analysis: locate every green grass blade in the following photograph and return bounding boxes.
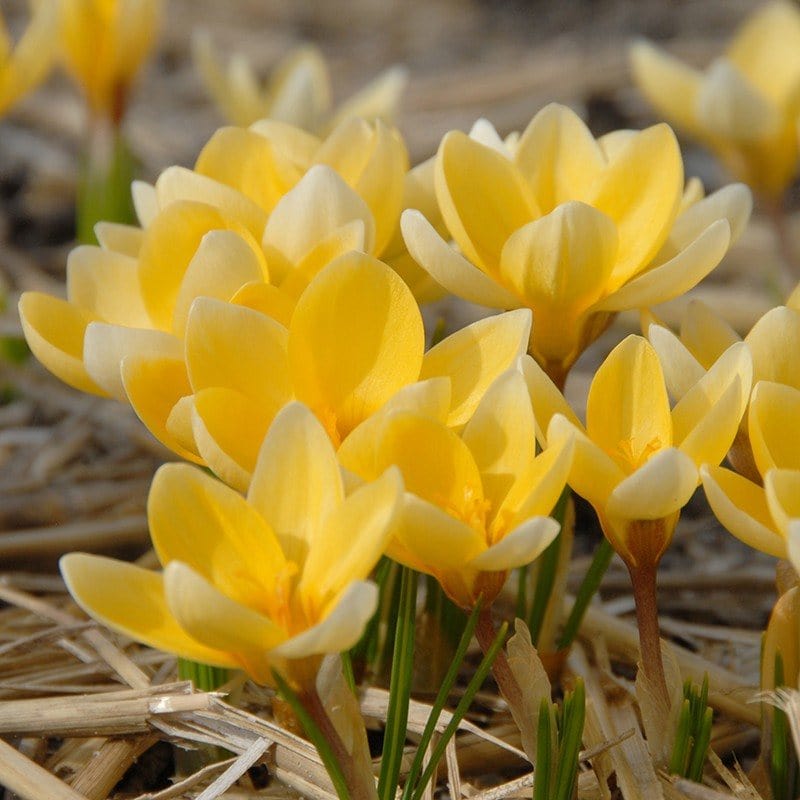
[687,707,713,783]
[533,698,553,800]
[554,680,586,800]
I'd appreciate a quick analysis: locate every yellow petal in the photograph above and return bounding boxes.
[629,40,704,137]
[595,220,731,312]
[191,387,273,492]
[301,467,402,604]
[289,253,424,439]
[680,299,741,369]
[287,220,368,292]
[248,403,344,566]
[462,370,536,512]
[746,306,800,387]
[155,166,266,239]
[470,517,560,571]
[18,293,106,396]
[262,166,375,277]
[765,469,800,538]
[195,126,300,213]
[164,561,286,653]
[60,554,237,668]
[326,65,407,131]
[586,336,672,471]
[231,281,295,328]
[606,448,698,520]
[700,465,785,558]
[548,414,626,513]
[421,308,531,427]
[520,355,582,445]
[149,463,287,611]
[172,230,269,333]
[400,210,520,309]
[436,130,537,271]
[514,103,606,212]
[272,581,378,659]
[186,298,292,409]
[268,45,331,130]
[121,355,202,463]
[250,119,321,170]
[588,124,683,288]
[499,201,617,316]
[646,323,705,401]
[93,222,144,258]
[83,323,182,400]
[672,342,752,466]
[165,395,198,455]
[749,382,800,474]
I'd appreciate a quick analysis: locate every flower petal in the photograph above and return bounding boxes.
[520,354,582,444]
[680,299,741,369]
[701,464,785,558]
[470,516,560,571]
[421,309,531,427]
[60,554,237,668]
[93,223,144,258]
[647,323,706,400]
[749,382,800,474]
[765,469,800,539]
[746,306,800,387]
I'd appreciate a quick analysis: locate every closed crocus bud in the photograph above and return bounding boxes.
[402,104,751,388]
[631,2,800,202]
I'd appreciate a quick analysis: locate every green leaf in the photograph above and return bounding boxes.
[554,680,585,800]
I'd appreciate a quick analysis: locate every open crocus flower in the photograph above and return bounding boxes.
[18,164,386,404]
[130,252,532,491]
[61,402,402,687]
[338,369,573,608]
[193,33,406,134]
[0,1,59,116]
[701,380,800,560]
[631,1,800,202]
[60,0,161,122]
[525,335,752,571]
[647,300,800,481]
[401,103,751,388]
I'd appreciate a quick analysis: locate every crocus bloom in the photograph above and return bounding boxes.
[61,0,161,122]
[701,380,800,560]
[0,1,59,117]
[402,103,751,388]
[338,369,572,608]
[525,335,752,570]
[193,33,407,135]
[61,403,402,687]
[631,1,800,201]
[648,300,800,481]
[133,253,532,491]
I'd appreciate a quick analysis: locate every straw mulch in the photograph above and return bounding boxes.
[0,0,796,797]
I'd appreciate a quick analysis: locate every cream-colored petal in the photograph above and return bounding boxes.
[629,40,705,137]
[788,520,800,577]
[289,253,424,440]
[262,166,375,274]
[595,220,731,312]
[700,465,786,558]
[749,382,800,473]
[155,166,266,239]
[93,222,144,258]
[436,130,537,271]
[132,181,158,227]
[421,309,531,427]
[520,355,582,445]
[746,306,800,387]
[647,323,706,401]
[696,59,781,141]
[18,293,106,396]
[268,45,330,130]
[765,469,800,538]
[470,517,560,571]
[186,298,291,409]
[172,230,269,333]
[606,448,698,520]
[84,324,182,400]
[60,554,237,668]
[271,581,378,659]
[514,103,606,211]
[469,118,512,157]
[400,210,520,309]
[164,561,286,653]
[248,402,344,566]
[301,467,402,603]
[586,336,672,471]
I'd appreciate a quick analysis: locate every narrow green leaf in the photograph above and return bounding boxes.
[341,651,356,695]
[669,698,692,776]
[687,707,713,783]
[177,657,229,691]
[533,698,553,800]
[554,680,586,800]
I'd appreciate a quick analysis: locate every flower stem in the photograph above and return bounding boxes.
[475,605,520,714]
[629,562,668,707]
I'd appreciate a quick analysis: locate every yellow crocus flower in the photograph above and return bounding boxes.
[60,0,161,121]
[525,335,752,570]
[0,1,59,117]
[127,253,532,491]
[401,103,751,388]
[193,33,406,135]
[631,2,800,201]
[60,402,402,687]
[338,369,573,608]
